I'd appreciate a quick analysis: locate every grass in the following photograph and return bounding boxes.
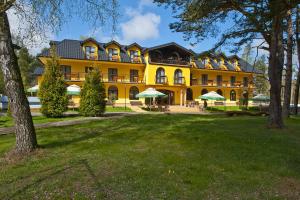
[0,114,300,199]
[0,115,82,128]
[105,106,133,112]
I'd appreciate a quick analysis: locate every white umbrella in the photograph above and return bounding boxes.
[67,84,81,95]
[136,88,167,111]
[27,85,39,93]
[136,88,167,98]
[199,91,225,100]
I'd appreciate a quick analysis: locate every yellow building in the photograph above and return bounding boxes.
[36,38,258,106]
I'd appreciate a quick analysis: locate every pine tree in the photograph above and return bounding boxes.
[254,55,269,94]
[38,48,68,117]
[80,69,106,116]
[17,47,39,89]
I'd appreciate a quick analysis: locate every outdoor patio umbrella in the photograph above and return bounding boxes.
[252,94,270,111]
[251,94,270,102]
[198,91,226,110]
[27,85,39,93]
[136,88,166,110]
[199,91,226,101]
[67,84,81,95]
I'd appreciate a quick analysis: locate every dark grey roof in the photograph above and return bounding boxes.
[33,67,44,75]
[37,39,258,73]
[38,39,146,64]
[143,42,194,55]
[194,60,205,69]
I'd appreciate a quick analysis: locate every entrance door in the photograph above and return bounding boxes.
[157,90,174,105]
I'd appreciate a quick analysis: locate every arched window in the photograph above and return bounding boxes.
[186,88,193,101]
[171,51,180,60]
[156,68,166,84]
[174,69,183,84]
[230,90,236,101]
[108,86,118,100]
[216,89,223,96]
[201,89,208,95]
[129,86,139,100]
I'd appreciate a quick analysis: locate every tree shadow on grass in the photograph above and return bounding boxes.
[6,159,106,199]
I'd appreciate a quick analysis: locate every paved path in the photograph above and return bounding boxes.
[0,112,137,136]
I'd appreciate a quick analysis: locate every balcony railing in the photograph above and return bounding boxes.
[155,76,168,84]
[174,77,185,85]
[150,57,189,66]
[63,73,144,83]
[190,79,253,88]
[131,56,142,63]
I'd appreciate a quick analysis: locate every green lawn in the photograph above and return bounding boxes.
[0,114,300,199]
[105,106,133,112]
[0,115,82,128]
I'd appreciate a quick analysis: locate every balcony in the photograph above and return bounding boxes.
[149,57,189,66]
[63,73,144,84]
[131,56,141,63]
[174,77,185,85]
[155,76,168,84]
[109,55,120,62]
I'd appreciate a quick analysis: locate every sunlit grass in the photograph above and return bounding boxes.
[0,114,299,199]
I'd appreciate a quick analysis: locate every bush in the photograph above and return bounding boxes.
[79,69,106,116]
[38,48,68,117]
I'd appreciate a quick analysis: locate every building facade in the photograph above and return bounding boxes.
[36,38,259,106]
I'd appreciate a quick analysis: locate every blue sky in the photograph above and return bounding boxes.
[54,0,223,54]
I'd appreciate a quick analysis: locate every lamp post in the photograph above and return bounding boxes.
[125,84,127,110]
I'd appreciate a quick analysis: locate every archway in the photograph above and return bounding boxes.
[186,88,193,101]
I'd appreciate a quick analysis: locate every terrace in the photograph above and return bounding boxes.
[148,43,192,66]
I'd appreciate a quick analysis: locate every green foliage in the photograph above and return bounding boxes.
[79,69,106,116]
[17,47,39,89]
[254,55,269,94]
[38,48,68,117]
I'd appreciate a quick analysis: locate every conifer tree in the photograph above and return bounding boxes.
[38,48,68,117]
[80,69,106,116]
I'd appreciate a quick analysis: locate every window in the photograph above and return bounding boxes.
[108,68,118,82]
[186,88,193,101]
[156,68,166,84]
[61,65,71,80]
[216,89,223,96]
[201,89,208,95]
[230,76,236,86]
[85,46,95,59]
[230,90,236,101]
[108,86,118,100]
[108,48,118,60]
[174,69,183,84]
[130,50,139,62]
[243,77,249,87]
[201,74,208,85]
[129,86,139,100]
[85,67,94,73]
[216,75,222,86]
[130,69,139,82]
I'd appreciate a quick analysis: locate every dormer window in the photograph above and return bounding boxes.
[130,50,139,63]
[108,48,118,60]
[85,46,95,59]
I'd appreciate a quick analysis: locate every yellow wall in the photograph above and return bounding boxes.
[38,50,255,106]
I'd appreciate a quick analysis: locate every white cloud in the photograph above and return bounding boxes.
[7,6,54,55]
[120,12,160,43]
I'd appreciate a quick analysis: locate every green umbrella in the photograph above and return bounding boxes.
[251,94,270,102]
[136,88,167,98]
[27,85,39,93]
[67,84,81,95]
[199,91,225,101]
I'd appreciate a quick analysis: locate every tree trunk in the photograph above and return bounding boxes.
[268,14,284,128]
[283,9,293,118]
[294,7,300,115]
[0,12,37,153]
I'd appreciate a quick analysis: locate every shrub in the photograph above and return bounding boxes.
[38,48,68,117]
[79,69,106,116]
